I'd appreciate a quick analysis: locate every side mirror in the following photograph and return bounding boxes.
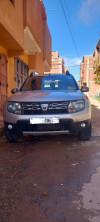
[81,86,89,93]
[11,88,18,94]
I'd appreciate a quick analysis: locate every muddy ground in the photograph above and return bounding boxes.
[0,97,100,222]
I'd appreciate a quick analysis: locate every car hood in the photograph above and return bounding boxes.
[8,90,83,102]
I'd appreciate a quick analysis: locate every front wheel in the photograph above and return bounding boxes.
[5,129,19,142]
[78,123,92,140]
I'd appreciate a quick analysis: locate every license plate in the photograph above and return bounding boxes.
[30,117,59,124]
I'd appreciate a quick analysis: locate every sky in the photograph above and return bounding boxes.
[42,0,100,81]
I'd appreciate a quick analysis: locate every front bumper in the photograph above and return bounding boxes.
[4,118,91,136]
[4,102,91,136]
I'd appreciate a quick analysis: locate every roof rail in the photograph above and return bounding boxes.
[66,70,70,75]
[30,72,39,77]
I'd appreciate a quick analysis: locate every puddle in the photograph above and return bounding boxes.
[73,166,100,221]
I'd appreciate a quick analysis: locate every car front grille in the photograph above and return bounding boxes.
[21,101,69,115]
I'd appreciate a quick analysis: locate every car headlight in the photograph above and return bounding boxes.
[7,102,22,114]
[68,100,85,113]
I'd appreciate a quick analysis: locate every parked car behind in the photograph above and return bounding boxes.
[4,71,91,142]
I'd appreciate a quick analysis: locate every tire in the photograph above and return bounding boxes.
[5,129,19,142]
[78,123,92,140]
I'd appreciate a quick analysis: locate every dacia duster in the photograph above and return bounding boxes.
[3,72,91,142]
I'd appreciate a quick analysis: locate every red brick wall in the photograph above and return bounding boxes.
[80,55,100,96]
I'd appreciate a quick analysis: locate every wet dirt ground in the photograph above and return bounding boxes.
[0,97,100,222]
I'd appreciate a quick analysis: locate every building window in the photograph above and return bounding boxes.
[14,57,29,89]
[17,59,19,72]
[21,62,23,74]
[10,0,15,6]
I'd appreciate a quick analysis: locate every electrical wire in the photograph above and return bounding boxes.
[64,0,75,34]
[59,0,80,58]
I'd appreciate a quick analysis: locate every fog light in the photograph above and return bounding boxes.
[80,123,86,128]
[8,124,13,129]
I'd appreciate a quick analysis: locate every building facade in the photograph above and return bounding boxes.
[80,38,100,96]
[93,38,100,72]
[80,55,100,96]
[45,51,65,74]
[0,0,51,126]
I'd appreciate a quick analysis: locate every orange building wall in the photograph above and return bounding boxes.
[19,54,28,65]
[0,45,14,97]
[43,20,51,66]
[7,58,15,97]
[0,0,51,127]
[0,45,7,56]
[24,0,51,73]
[28,53,44,74]
[0,0,51,95]
[25,1,45,74]
[0,0,24,51]
[24,0,43,50]
[0,49,29,97]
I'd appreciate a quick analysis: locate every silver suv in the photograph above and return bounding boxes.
[4,72,91,142]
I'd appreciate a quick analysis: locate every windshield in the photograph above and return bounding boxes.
[20,75,79,91]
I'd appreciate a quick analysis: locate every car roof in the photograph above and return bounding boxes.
[29,71,72,78]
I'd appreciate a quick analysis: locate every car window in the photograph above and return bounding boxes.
[21,75,79,91]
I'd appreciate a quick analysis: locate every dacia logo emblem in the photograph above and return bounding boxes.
[41,104,48,111]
